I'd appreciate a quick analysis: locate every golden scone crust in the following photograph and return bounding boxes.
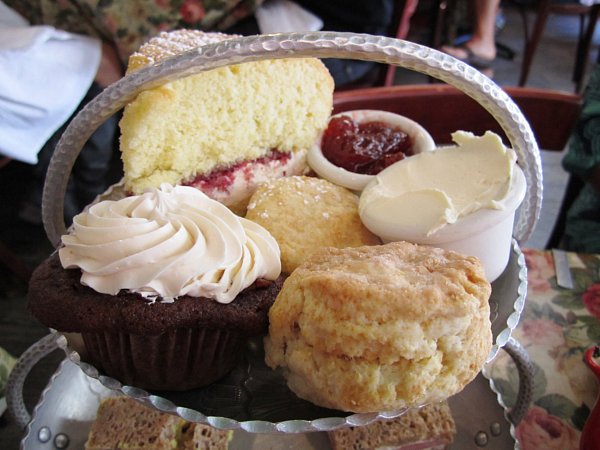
[245,176,380,274]
[264,241,492,413]
[120,30,333,195]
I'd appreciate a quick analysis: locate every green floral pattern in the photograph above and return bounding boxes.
[0,347,16,397]
[488,248,600,449]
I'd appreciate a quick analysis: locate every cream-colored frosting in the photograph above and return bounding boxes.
[359,131,517,238]
[59,184,281,303]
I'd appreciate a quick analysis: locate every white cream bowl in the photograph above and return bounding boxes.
[360,164,527,282]
[307,110,436,191]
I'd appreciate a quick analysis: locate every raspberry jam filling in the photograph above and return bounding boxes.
[185,150,292,193]
[321,115,414,175]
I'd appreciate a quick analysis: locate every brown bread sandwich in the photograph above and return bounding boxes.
[85,397,231,449]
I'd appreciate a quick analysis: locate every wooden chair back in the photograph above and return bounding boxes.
[513,0,600,92]
[333,84,582,151]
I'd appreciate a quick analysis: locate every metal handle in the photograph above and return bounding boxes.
[6,333,61,430]
[499,337,534,426]
[41,31,542,248]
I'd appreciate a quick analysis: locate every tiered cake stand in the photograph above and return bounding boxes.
[8,32,539,448]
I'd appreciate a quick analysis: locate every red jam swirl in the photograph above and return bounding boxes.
[185,150,291,193]
[321,115,414,175]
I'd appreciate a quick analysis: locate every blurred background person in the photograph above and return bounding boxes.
[440,0,501,69]
[292,0,395,87]
[0,1,115,225]
[561,60,600,253]
[2,0,396,226]
[1,0,266,225]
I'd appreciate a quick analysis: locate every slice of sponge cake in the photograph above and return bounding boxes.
[119,30,334,213]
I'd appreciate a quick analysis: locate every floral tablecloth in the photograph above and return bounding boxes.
[488,248,600,449]
[0,346,16,417]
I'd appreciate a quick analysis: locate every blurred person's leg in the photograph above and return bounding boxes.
[441,0,499,68]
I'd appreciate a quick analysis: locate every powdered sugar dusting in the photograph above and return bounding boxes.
[132,30,239,66]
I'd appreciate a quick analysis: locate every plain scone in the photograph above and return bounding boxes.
[120,30,334,203]
[264,241,493,413]
[245,176,381,274]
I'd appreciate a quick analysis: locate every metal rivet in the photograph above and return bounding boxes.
[38,426,51,443]
[54,433,70,449]
[490,421,502,436]
[475,431,489,446]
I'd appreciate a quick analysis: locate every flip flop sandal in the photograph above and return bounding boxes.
[447,44,495,70]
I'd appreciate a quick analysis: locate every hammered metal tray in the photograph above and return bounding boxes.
[23,31,536,437]
[7,239,526,437]
[19,358,519,450]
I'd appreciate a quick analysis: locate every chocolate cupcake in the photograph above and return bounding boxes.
[28,184,283,391]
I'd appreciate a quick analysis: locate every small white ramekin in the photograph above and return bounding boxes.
[307,110,436,191]
[360,164,526,282]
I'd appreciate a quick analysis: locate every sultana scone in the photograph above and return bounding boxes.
[245,176,380,274]
[264,241,492,413]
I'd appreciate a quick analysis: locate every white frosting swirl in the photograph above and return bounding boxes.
[59,184,281,303]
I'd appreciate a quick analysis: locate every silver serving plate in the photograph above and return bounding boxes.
[9,240,528,438]
[18,357,522,450]
[12,31,537,439]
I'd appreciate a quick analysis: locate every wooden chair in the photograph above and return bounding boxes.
[516,0,600,92]
[424,0,599,92]
[333,84,583,247]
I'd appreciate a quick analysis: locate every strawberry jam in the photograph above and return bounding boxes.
[184,150,291,192]
[321,115,414,175]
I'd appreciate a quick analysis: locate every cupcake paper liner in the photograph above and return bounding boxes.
[82,327,242,391]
